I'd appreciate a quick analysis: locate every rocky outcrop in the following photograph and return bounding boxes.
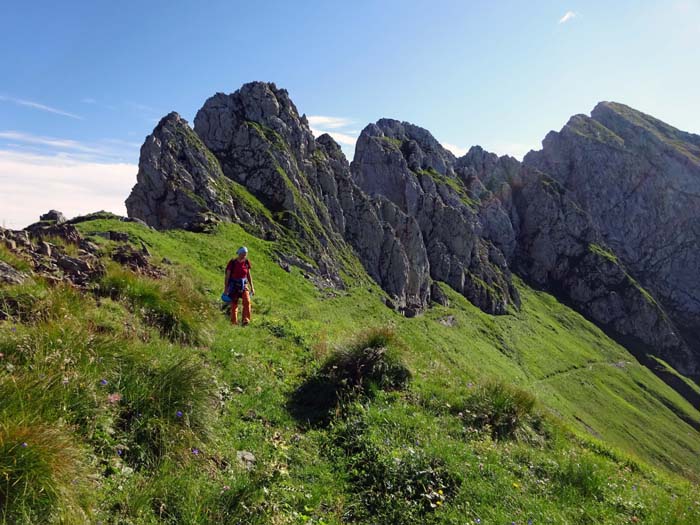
[351,119,520,314]
[1,219,105,288]
[0,261,27,285]
[521,102,700,380]
[126,112,271,233]
[0,212,168,290]
[315,134,430,312]
[190,82,432,307]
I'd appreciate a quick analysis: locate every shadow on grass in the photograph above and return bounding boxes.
[286,374,343,427]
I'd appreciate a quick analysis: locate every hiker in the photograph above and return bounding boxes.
[224,246,255,326]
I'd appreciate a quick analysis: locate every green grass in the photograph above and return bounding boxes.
[0,218,699,523]
[416,167,477,207]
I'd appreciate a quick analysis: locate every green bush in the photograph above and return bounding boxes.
[323,327,411,395]
[288,327,411,426]
[454,381,539,440]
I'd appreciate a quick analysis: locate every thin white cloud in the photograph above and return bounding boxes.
[0,130,139,162]
[441,142,468,157]
[0,95,83,120]
[0,150,136,228]
[559,11,577,24]
[307,115,359,160]
[310,127,357,147]
[307,115,354,129]
[82,97,97,104]
[0,131,101,154]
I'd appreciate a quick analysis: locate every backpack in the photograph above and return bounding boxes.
[227,258,250,296]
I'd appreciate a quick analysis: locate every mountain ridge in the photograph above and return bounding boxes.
[126,82,700,400]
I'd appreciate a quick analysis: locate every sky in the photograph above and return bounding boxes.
[1,0,699,227]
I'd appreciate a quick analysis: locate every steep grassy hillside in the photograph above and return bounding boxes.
[1,216,699,524]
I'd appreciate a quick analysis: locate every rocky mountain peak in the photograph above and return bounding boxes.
[194,81,315,161]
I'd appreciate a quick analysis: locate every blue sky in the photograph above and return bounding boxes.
[1,0,698,226]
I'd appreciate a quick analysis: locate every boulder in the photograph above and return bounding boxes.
[39,210,67,224]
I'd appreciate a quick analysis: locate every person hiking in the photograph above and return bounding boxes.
[224,246,255,326]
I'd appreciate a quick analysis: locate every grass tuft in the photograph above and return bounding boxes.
[453,381,539,440]
[0,417,91,524]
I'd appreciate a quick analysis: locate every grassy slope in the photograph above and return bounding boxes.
[83,220,700,475]
[2,217,700,523]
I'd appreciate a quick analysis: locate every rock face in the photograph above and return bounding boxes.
[511,168,697,378]
[190,82,432,308]
[520,102,700,380]
[126,112,271,233]
[351,119,520,314]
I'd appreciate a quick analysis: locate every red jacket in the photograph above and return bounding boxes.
[226,258,251,280]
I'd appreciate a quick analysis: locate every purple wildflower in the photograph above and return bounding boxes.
[100,379,108,386]
[117,449,123,456]
[192,448,200,455]
[11,326,17,332]
[176,410,183,418]
[21,442,28,447]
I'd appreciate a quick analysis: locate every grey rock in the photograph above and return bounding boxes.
[38,241,52,257]
[512,168,693,378]
[430,282,449,306]
[57,255,91,275]
[192,82,430,307]
[0,261,27,285]
[126,112,270,233]
[236,450,256,470]
[39,210,67,224]
[351,119,520,314]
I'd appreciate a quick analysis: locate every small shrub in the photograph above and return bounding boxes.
[0,417,91,523]
[455,381,538,440]
[288,327,411,426]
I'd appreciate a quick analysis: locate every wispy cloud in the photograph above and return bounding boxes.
[558,11,577,24]
[0,95,83,120]
[307,115,354,130]
[441,142,468,157]
[309,128,357,147]
[0,149,136,228]
[0,130,139,162]
[0,131,100,154]
[81,97,97,104]
[307,115,359,159]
